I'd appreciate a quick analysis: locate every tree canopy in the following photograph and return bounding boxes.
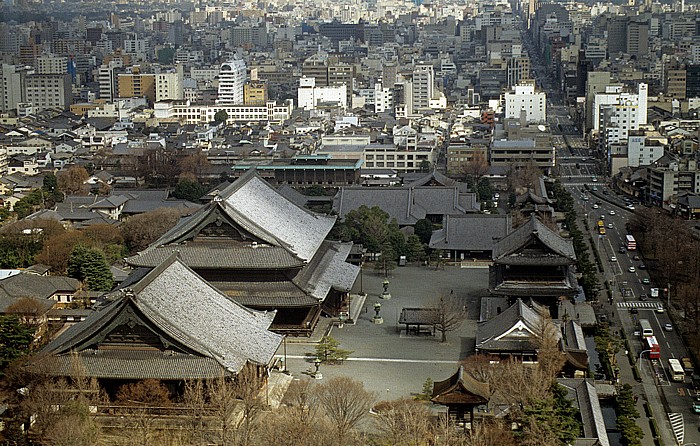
[67,245,114,291]
[0,315,35,375]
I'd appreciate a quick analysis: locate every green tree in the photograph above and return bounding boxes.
[157,47,175,64]
[43,173,57,193]
[406,234,426,261]
[172,179,207,202]
[0,315,35,375]
[414,219,433,245]
[314,335,353,364]
[68,245,114,291]
[476,177,494,202]
[13,189,44,219]
[214,110,229,123]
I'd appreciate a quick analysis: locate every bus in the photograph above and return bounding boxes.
[669,358,685,382]
[626,235,637,250]
[639,319,653,338]
[646,336,660,359]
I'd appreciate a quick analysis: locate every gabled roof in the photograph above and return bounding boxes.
[333,186,480,226]
[491,215,576,264]
[476,298,557,353]
[429,214,510,251]
[148,169,335,263]
[431,366,490,405]
[35,256,283,379]
[404,170,470,193]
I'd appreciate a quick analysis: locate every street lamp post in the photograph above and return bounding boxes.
[639,349,650,365]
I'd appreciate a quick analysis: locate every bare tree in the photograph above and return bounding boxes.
[460,354,501,399]
[315,377,375,441]
[461,151,489,180]
[533,315,565,381]
[431,294,468,343]
[57,165,90,195]
[465,419,517,446]
[372,398,433,446]
[230,364,265,446]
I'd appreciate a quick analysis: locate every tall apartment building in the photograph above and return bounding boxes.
[585,71,611,131]
[504,81,546,123]
[666,68,687,99]
[98,61,123,101]
[154,65,184,102]
[217,58,246,105]
[118,66,156,102]
[25,74,72,111]
[0,64,29,113]
[36,55,68,75]
[412,63,435,113]
[686,65,700,98]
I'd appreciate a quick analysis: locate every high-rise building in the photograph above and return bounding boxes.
[412,63,434,113]
[155,66,184,102]
[606,16,628,56]
[686,65,700,98]
[97,60,123,101]
[25,73,72,111]
[0,64,29,113]
[118,66,155,102]
[217,58,247,104]
[36,55,68,75]
[626,19,649,57]
[243,82,267,105]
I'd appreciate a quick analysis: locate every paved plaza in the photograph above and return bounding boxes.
[277,264,490,401]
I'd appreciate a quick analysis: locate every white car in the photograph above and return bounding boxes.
[609,210,616,215]
[626,205,635,210]
[592,204,599,209]
[607,223,613,229]
[628,266,636,273]
[610,256,617,262]
[664,323,673,332]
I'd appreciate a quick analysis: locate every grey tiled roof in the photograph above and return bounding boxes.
[476,298,558,353]
[429,214,511,251]
[126,243,303,269]
[38,257,283,377]
[492,216,576,263]
[33,350,225,380]
[0,273,80,302]
[489,267,578,296]
[334,186,479,226]
[294,241,360,300]
[220,170,336,262]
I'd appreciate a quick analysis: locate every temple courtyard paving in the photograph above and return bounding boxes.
[275,263,490,402]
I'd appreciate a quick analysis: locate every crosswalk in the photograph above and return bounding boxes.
[668,412,684,445]
[617,301,664,309]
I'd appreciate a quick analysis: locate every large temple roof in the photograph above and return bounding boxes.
[492,215,576,264]
[34,256,283,379]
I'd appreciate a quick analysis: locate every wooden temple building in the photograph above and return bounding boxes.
[126,169,360,335]
[489,215,578,311]
[431,366,490,424]
[31,255,283,389]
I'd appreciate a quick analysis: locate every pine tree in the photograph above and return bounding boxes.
[68,245,114,291]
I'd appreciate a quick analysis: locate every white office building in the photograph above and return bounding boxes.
[504,81,547,123]
[297,77,347,110]
[217,58,247,105]
[412,63,434,113]
[155,66,184,102]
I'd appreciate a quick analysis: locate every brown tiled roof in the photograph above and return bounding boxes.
[431,366,490,405]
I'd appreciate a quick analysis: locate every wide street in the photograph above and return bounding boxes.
[277,264,488,401]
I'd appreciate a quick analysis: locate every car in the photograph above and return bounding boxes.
[595,201,602,205]
[607,223,613,229]
[592,204,599,209]
[693,397,700,414]
[600,215,605,220]
[610,256,617,262]
[592,186,598,191]
[583,195,590,201]
[619,247,627,254]
[603,190,609,195]
[656,306,665,313]
[630,307,639,314]
[592,177,598,182]
[494,193,500,199]
[626,205,636,210]
[664,323,673,332]
[609,210,616,215]
[639,263,646,269]
[642,277,650,284]
[629,266,636,273]
[640,294,648,301]
[633,254,640,260]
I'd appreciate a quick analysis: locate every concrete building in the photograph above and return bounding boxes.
[36,55,68,75]
[505,81,546,123]
[97,61,123,101]
[155,68,184,102]
[0,64,29,113]
[297,77,347,110]
[244,82,268,105]
[412,63,435,113]
[217,58,247,105]
[118,67,155,102]
[25,74,72,111]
